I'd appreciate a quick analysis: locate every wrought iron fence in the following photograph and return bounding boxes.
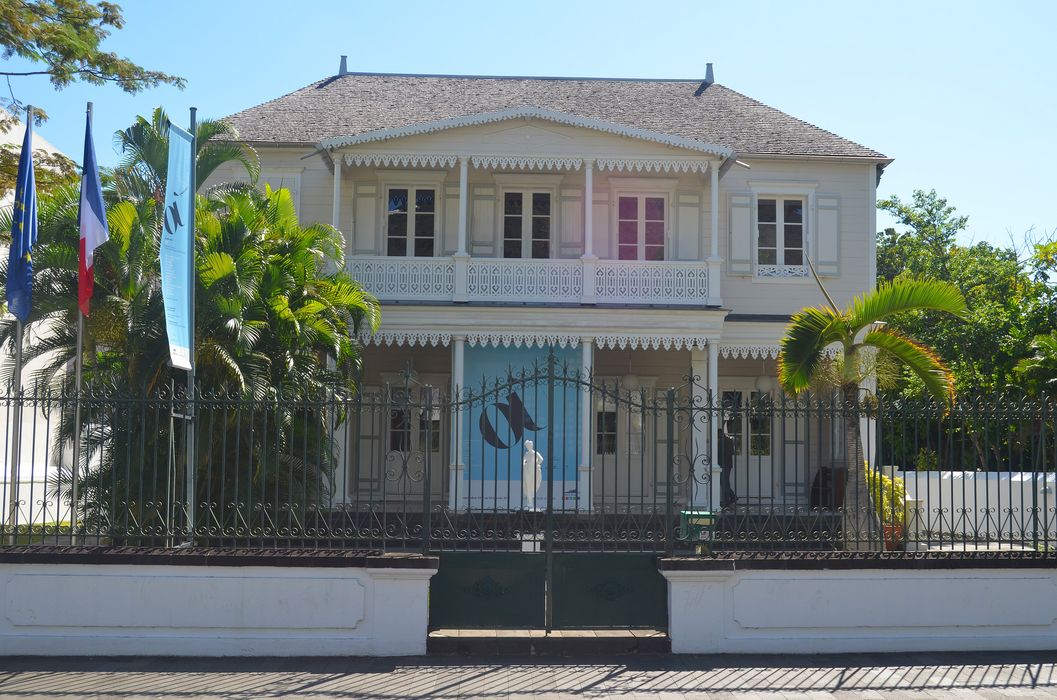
[0,368,1054,558]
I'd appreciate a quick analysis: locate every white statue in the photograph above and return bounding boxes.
[522,439,544,510]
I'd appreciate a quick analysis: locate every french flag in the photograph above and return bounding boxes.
[78,105,108,316]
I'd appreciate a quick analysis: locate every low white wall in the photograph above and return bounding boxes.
[897,470,1057,541]
[0,561,437,656]
[663,566,1057,654]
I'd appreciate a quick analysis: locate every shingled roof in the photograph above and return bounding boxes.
[224,72,887,160]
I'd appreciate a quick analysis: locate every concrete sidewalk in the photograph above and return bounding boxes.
[1,652,1056,698]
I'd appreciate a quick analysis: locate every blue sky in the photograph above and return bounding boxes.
[6,0,1055,249]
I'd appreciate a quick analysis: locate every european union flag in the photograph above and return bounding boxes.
[6,115,37,324]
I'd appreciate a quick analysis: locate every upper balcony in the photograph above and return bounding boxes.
[349,255,714,306]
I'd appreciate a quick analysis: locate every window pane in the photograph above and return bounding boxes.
[387,213,407,237]
[503,240,521,258]
[618,245,637,260]
[532,193,550,216]
[415,213,434,237]
[388,189,408,214]
[504,216,521,240]
[645,221,664,245]
[784,249,803,266]
[504,192,523,216]
[784,224,802,249]
[531,240,549,259]
[758,199,776,223]
[389,409,410,451]
[618,196,638,220]
[415,189,435,213]
[618,220,638,244]
[758,249,776,264]
[414,237,434,257]
[758,223,776,248]
[645,197,664,220]
[387,237,407,257]
[532,217,549,239]
[644,245,664,261]
[783,199,803,224]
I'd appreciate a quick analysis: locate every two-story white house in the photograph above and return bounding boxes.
[216,60,890,516]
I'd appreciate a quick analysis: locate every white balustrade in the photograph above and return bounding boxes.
[348,257,455,301]
[595,260,710,305]
[350,256,711,306]
[466,258,583,303]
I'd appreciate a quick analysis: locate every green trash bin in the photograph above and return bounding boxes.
[679,509,716,555]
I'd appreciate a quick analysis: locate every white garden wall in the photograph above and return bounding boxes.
[662,563,1057,654]
[0,554,437,656]
[897,470,1057,543]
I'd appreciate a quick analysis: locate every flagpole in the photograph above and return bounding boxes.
[6,320,24,544]
[184,107,196,545]
[70,102,92,545]
[5,104,32,544]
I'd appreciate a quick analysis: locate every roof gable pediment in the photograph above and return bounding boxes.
[318,106,734,159]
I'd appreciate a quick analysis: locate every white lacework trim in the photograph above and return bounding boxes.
[719,344,840,359]
[756,264,808,278]
[361,331,452,347]
[320,107,734,157]
[595,158,711,174]
[595,335,710,351]
[343,153,458,168]
[471,155,582,171]
[466,333,581,349]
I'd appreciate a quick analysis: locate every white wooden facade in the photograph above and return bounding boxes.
[211,73,888,511]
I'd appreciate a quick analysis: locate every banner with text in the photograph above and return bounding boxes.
[159,123,194,370]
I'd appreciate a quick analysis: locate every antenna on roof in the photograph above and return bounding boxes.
[694,63,714,96]
[338,55,348,76]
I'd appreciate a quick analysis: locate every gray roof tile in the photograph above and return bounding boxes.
[224,73,887,159]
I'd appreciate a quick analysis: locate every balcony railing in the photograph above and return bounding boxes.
[349,256,716,306]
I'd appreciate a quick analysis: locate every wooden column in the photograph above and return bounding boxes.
[578,337,594,511]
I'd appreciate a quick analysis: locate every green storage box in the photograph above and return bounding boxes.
[679,509,716,554]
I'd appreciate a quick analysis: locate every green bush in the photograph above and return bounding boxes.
[866,468,907,525]
[915,448,939,472]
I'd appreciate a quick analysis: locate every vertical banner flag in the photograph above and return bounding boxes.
[462,346,579,508]
[77,107,109,316]
[159,123,194,370]
[6,117,37,323]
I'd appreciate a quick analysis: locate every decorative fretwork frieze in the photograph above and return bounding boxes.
[595,158,712,174]
[471,155,582,171]
[360,330,452,347]
[595,335,710,351]
[343,153,458,169]
[719,344,840,360]
[756,264,808,278]
[466,258,583,302]
[466,333,582,349]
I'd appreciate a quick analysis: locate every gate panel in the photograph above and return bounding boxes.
[551,553,668,629]
[429,552,545,628]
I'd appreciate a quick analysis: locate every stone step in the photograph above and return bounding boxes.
[427,628,670,655]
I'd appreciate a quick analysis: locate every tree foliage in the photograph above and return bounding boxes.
[877,189,1056,395]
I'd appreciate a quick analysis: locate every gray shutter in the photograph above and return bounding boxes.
[815,196,840,276]
[471,186,496,256]
[443,186,460,255]
[559,188,582,258]
[728,193,752,274]
[676,192,700,261]
[353,183,377,255]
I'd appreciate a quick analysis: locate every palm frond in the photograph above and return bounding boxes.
[778,306,842,394]
[848,276,968,333]
[864,328,956,406]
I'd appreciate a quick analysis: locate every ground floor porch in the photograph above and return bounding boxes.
[341,320,849,518]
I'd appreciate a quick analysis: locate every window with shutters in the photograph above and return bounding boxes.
[756,197,807,277]
[502,190,551,258]
[386,187,436,257]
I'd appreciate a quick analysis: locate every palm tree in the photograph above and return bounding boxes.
[778,274,967,550]
[0,109,379,540]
